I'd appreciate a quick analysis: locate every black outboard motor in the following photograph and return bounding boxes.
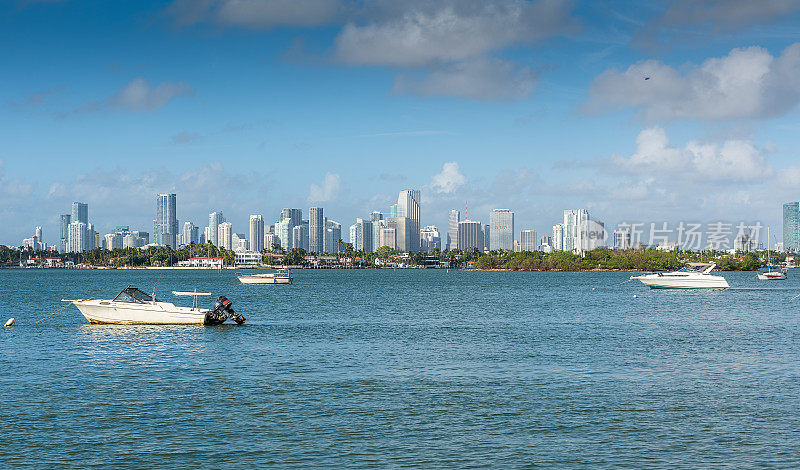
[208,295,246,325]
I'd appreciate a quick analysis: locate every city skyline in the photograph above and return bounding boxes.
[4,2,800,244]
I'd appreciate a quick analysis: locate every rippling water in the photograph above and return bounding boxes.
[2,269,800,468]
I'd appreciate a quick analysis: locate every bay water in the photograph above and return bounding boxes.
[2,269,799,468]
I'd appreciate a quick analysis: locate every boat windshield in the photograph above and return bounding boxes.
[676,267,699,273]
[113,287,157,303]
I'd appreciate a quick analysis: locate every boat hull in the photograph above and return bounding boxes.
[237,276,291,285]
[632,275,730,289]
[73,301,212,325]
[758,272,786,280]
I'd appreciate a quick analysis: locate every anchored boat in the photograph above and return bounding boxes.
[237,268,292,285]
[630,262,730,289]
[64,286,245,325]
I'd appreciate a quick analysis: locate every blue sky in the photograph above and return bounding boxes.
[3,0,800,246]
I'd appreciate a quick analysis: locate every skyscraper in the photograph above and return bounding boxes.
[275,218,294,250]
[457,220,482,251]
[420,225,441,252]
[553,224,564,251]
[59,214,71,252]
[387,217,410,252]
[209,211,225,247]
[155,193,178,248]
[293,224,309,251]
[309,207,324,253]
[324,220,342,254]
[352,218,373,252]
[281,208,303,227]
[520,230,538,251]
[447,209,460,251]
[250,215,265,252]
[72,202,88,225]
[182,221,199,245]
[783,202,799,251]
[66,221,87,253]
[563,210,578,252]
[489,209,514,251]
[397,189,421,252]
[218,222,233,250]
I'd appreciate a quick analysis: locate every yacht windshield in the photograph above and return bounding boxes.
[113,287,157,303]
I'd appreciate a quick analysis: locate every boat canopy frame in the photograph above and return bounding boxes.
[113,286,158,304]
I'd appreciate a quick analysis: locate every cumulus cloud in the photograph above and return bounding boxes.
[308,173,343,202]
[606,127,773,183]
[168,0,343,28]
[585,43,800,121]
[334,0,575,67]
[431,162,466,194]
[70,78,193,115]
[392,58,537,100]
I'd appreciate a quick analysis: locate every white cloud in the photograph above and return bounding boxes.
[607,127,773,183]
[73,78,194,114]
[168,0,343,28]
[651,0,800,34]
[431,161,466,194]
[334,0,574,67]
[585,43,800,121]
[308,173,343,202]
[392,58,537,100]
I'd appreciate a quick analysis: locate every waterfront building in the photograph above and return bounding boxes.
[104,233,123,250]
[66,221,87,253]
[447,209,460,251]
[132,231,149,246]
[379,227,397,250]
[309,207,324,253]
[72,202,88,225]
[218,222,233,250]
[397,189,421,252]
[520,230,538,251]
[59,214,71,252]
[513,240,521,252]
[264,233,276,251]
[483,224,490,252]
[490,209,514,251]
[553,224,564,251]
[234,250,261,265]
[457,220,483,251]
[281,208,303,227]
[232,233,248,251]
[562,210,578,252]
[249,215,264,253]
[387,217,409,252]
[275,218,294,250]
[324,220,342,253]
[783,202,800,251]
[208,211,225,247]
[292,224,309,251]
[420,225,441,252]
[155,193,178,248]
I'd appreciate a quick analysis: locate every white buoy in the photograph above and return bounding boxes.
[4,318,14,327]
[633,295,638,299]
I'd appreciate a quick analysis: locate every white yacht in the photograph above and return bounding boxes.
[237,268,292,285]
[630,263,730,289]
[64,286,245,325]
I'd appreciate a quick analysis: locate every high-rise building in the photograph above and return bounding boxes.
[182,221,199,246]
[275,218,294,250]
[397,189,421,252]
[59,214,71,252]
[281,208,303,227]
[324,220,342,254]
[309,207,324,253]
[292,224,309,251]
[232,233,248,251]
[155,193,178,248]
[457,220,482,251]
[66,221,87,253]
[420,225,441,252]
[218,222,233,250]
[72,202,88,225]
[264,233,276,251]
[208,211,225,247]
[562,210,578,252]
[104,233,123,250]
[553,224,564,251]
[613,228,631,250]
[387,217,410,252]
[447,210,460,251]
[783,202,799,251]
[520,230,538,251]
[249,215,265,253]
[483,224,490,252]
[490,209,514,251]
[352,218,373,252]
[379,227,397,250]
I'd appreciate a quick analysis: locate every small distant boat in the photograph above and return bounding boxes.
[630,262,730,289]
[64,286,245,325]
[237,268,292,285]
[758,227,786,280]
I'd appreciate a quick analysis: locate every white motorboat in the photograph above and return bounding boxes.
[630,263,730,289]
[237,268,292,285]
[64,286,245,325]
